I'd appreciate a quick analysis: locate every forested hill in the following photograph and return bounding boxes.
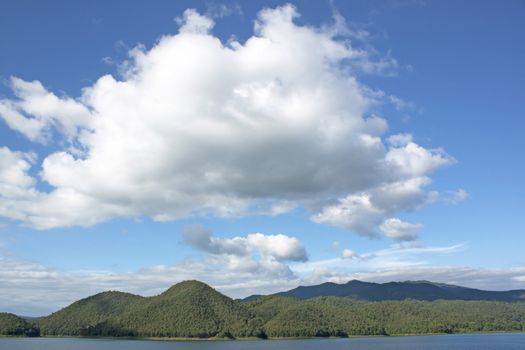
[38,290,146,336]
[0,313,39,337]
[38,281,264,338]
[243,280,525,302]
[2,280,525,339]
[247,296,525,337]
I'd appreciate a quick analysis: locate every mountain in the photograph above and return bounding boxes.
[39,290,145,336]
[0,313,39,337]
[106,280,264,338]
[243,280,525,302]
[2,280,524,339]
[39,281,264,338]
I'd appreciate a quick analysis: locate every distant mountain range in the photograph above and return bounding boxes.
[244,280,525,302]
[2,280,525,339]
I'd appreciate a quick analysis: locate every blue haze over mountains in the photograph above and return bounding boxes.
[244,280,525,302]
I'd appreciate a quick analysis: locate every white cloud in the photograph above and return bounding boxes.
[182,225,307,262]
[0,147,36,197]
[385,141,454,178]
[312,176,438,238]
[379,218,422,241]
[342,248,359,259]
[0,147,39,221]
[313,193,382,236]
[175,9,215,34]
[182,225,248,256]
[0,77,92,143]
[0,5,455,235]
[387,133,413,147]
[246,232,307,262]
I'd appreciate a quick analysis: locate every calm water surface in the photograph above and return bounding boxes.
[1,333,525,350]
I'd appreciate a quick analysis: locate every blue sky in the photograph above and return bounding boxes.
[0,0,524,316]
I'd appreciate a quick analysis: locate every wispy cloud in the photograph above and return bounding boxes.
[294,243,466,273]
[205,2,243,18]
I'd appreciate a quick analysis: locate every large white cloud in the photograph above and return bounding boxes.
[0,5,454,236]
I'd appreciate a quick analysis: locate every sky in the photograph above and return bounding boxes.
[0,0,524,316]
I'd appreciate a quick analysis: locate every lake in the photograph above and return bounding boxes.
[1,333,525,350]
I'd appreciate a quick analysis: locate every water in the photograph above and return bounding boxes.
[1,333,525,350]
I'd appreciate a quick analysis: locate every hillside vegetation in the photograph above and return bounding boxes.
[101,281,264,338]
[2,280,525,339]
[0,313,39,337]
[39,281,264,338]
[39,291,145,336]
[249,296,525,337]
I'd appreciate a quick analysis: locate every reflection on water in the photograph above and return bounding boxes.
[1,333,525,350]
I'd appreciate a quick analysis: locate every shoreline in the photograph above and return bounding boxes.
[3,331,525,342]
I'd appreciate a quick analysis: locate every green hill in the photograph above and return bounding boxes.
[38,281,264,338]
[0,313,39,337]
[1,280,523,339]
[247,296,525,337]
[246,295,302,323]
[260,299,351,337]
[107,280,264,338]
[39,291,145,336]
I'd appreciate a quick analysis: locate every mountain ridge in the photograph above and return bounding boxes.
[3,280,525,339]
[242,279,525,302]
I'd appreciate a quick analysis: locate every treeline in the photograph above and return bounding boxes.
[3,281,525,339]
[0,313,39,337]
[250,296,525,337]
